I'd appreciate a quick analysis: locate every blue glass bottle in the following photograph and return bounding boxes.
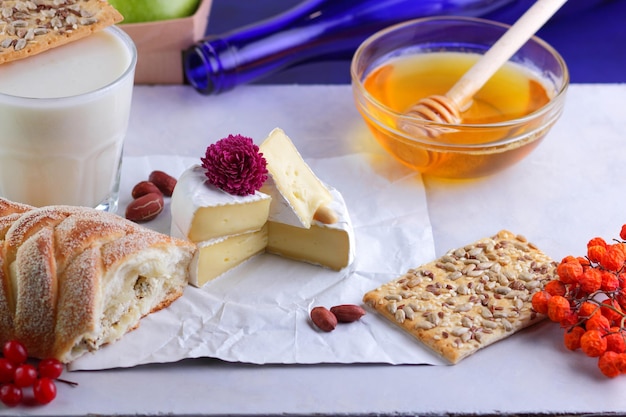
[183,0,517,95]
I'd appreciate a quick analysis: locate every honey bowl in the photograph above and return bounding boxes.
[350,16,569,179]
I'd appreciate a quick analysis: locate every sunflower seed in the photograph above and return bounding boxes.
[414,320,436,330]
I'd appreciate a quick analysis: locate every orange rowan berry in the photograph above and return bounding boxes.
[546,229,626,377]
[616,291,626,311]
[579,268,602,294]
[588,245,607,264]
[564,326,585,351]
[547,295,571,323]
[588,237,608,249]
[605,328,626,353]
[578,257,591,268]
[600,299,624,323]
[531,290,551,315]
[601,244,626,272]
[598,351,621,378]
[544,280,566,297]
[614,352,626,373]
[578,301,599,319]
[580,329,607,357]
[559,310,579,328]
[556,260,583,284]
[586,313,610,334]
[601,271,620,292]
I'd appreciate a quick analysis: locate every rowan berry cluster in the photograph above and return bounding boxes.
[532,224,626,378]
[0,340,75,407]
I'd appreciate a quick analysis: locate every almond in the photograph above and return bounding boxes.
[125,192,164,222]
[330,304,366,323]
[148,170,177,197]
[310,306,337,332]
[131,181,162,199]
[313,205,338,224]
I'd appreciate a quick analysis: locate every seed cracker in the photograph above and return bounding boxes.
[363,230,557,364]
[0,0,123,65]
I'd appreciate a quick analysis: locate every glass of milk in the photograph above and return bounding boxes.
[0,26,137,212]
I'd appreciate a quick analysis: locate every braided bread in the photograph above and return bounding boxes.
[0,198,196,363]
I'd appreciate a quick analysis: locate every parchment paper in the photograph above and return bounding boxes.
[70,152,445,370]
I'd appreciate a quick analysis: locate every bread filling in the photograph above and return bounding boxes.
[65,247,190,362]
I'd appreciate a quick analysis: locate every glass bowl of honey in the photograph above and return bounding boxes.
[350,16,569,178]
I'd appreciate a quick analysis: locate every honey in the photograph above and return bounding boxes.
[359,52,557,178]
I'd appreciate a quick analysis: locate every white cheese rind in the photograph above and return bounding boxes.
[170,165,271,242]
[266,187,355,270]
[260,175,302,228]
[260,128,332,228]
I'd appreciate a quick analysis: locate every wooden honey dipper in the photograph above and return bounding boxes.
[402,0,568,130]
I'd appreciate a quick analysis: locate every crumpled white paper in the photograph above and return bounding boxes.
[70,152,446,370]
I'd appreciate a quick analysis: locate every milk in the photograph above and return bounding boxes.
[0,27,136,211]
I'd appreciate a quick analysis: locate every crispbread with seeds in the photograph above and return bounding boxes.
[363,230,557,364]
[0,0,123,65]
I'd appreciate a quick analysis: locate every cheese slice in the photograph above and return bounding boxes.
[170,165,271,243]
[260,128,332,228]
[189,225,269,287]
[266,187,355,270]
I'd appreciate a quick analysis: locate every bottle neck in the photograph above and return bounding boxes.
[184,0,517,95]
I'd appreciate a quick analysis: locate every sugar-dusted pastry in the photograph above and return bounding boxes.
[0,198,196,363]
[0,0,123,64]
[363,230,557,364]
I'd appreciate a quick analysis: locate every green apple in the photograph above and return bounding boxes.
[108,0,201,24]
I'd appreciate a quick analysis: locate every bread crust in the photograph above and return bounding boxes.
[0,198,196,363]
[0,0,123,65]
[0,201,32,347]
[363,230,557,364]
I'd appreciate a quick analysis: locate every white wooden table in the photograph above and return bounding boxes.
[4,83,626,416]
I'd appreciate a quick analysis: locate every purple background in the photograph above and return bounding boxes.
[206,0,626,84]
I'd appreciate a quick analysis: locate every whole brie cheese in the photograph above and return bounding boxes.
[170,130,355,287]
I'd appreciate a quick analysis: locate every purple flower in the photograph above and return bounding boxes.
[201,134,268,196]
